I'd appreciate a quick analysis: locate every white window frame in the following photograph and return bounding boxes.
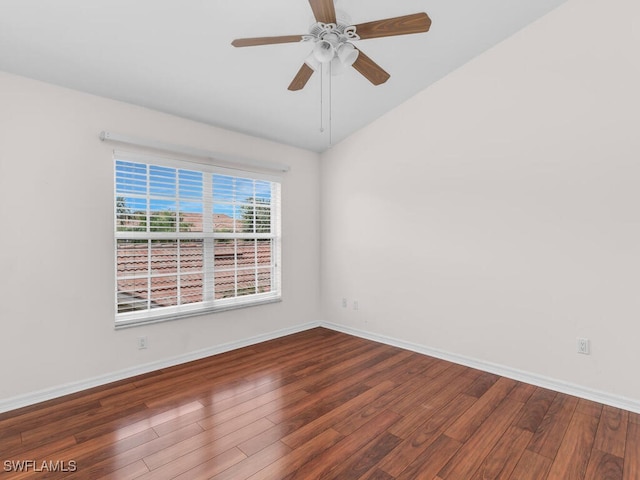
[114,151,282,329]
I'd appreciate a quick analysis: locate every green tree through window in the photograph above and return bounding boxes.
[241,197,271,233]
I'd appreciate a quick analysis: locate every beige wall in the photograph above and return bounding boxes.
[0,72,321,404]
[321,0,640,403]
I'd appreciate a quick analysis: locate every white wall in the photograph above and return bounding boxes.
[2,0,639,412]
[0,72,321,405]
[321,0,640,404]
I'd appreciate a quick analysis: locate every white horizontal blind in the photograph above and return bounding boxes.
[114,153,281,326]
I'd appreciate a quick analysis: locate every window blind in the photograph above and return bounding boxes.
[114,152,281,327]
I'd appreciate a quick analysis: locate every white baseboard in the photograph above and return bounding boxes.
[0,321,321,415]
[322,321,640,415]
[4,320,639,416]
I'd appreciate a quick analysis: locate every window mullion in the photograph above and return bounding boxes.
[177,240,181,306]
[252,181,257,294]
[176,170,181,306]
[233,177,238,297]
[254,239,258,295]
[146,164,152,310]
[203,172,214,302]
[234,238,238,298]
[146,241,152,311]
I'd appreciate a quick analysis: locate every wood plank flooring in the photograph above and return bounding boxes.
[1,327,638,479]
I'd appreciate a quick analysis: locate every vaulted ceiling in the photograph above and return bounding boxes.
[0,0,565,152]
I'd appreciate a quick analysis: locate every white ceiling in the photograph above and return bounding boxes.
[0,0,565,152]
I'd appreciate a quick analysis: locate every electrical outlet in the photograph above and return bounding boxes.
[342,298,347,308]
[353,300,359,311]
[577,337,590,355]
[138,336,148,350]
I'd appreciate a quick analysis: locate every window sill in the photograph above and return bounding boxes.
[114,296,282,330]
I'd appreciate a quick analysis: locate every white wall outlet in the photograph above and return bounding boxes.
[138,336,148,350]
[577,337,590,355]
[353,300,359,310]
[342,298,347,308]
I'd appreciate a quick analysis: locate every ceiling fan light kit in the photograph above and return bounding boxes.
[303,28,359,75]
[304,22,359,69]
[312,38,335,63]
[231,0,432,91]
[337,43,358,66]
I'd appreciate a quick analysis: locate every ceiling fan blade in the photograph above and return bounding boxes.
[231,35,304,47]
[288,63,315,91]
[308,0,336,24]
[354,12,432,40]
[352,49,390,86]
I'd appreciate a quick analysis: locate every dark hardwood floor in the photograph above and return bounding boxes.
[1,327,638,479]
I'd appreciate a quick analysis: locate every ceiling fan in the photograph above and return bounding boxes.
[231,0,432,91]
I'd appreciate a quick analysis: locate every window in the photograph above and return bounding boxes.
[114,152,281,327]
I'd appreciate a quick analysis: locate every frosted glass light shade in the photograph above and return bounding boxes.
[305,53,321,72]
[330,56,345,75]
[313,40,335,63]
[337,42,358,66]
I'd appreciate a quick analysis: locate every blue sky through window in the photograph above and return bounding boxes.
[116,160,271,219]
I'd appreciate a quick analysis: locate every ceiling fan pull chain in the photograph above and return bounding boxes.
[328,61,333,147]
[320,62,324,133]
